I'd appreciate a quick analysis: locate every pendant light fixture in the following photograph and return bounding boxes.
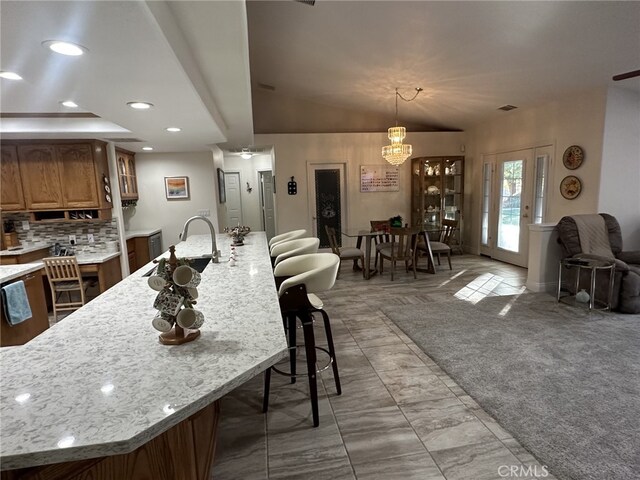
[382,87,422,166]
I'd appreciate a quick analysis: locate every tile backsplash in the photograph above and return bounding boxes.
[3,213,119,254]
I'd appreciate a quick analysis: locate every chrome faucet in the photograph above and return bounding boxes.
[179,215,220,263]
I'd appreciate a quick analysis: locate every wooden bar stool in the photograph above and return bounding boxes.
[42,257,91,322]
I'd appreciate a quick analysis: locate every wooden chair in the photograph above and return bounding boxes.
[325,226,365,278]
[378,227,419,280]
[429,219,457,270]
[370,220,392,269]
[42,257,91,322]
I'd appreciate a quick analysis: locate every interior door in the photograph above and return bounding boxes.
[224,172,243,227]
[480,149,534,267]
[307,163,346,248]
[259,170,276,241]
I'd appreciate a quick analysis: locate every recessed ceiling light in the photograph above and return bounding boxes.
[42,40,86,56]
[0,71,22,80]
[166,127,181,132]
[61,100,78,108]
[127,101,154,110]
[142,146,153,151]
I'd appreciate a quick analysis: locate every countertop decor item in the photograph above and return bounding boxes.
[560,175,582,199]
[562,145,584,170]
[150,245,202,345]
[224,225,251,245]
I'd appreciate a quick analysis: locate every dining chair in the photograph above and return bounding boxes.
[42,256,91,322]
[325,225,365,278]
[378,227,419,280]
[428,219,457,270]
[270,237,320,266]
[264,253,342,427]
[370,220,392,269]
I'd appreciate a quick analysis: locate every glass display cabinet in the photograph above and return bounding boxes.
[411,156,464,249]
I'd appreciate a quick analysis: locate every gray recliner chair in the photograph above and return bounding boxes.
[556,213,640,314]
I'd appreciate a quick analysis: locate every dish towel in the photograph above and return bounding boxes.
[1,280,33,326]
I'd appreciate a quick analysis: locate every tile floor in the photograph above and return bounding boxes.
[213,254,558,480]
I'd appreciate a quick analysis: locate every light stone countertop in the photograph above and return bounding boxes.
[0,233,287,470]
[75,252,121,264]
[0,243,50,257]
[0,263,44,283]
[124,228,162,240]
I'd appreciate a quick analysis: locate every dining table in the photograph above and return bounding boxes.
[341,227,437,279]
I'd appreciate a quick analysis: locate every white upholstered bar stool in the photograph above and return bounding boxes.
[264,253,342,427]
[269,229,307,251]
[271,237,320,266]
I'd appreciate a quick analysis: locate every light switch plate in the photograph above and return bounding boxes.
[21,221,30,231]
[87,234,95,244]
[69,235,76,245]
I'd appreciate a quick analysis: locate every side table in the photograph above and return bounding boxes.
[557,258,615,311]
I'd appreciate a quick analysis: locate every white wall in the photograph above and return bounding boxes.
[125,151,220,251]
[466,88,609,252]
[599,87,640,249]
[222,154,272,231]
[255,131,467,245]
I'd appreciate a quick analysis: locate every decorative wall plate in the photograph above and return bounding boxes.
[562,145,584,170]
[560,175,582,199]
[105,194,112,203]
[104,184,111,193]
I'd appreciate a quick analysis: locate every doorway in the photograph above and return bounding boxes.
[307,163,346,248]
[224,172,242,227]
[259,170,276,241]
[481,149,532,267]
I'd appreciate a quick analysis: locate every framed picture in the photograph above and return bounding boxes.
[165,176,190,200]
[217,168,226,203]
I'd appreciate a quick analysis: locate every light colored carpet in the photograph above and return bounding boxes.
[382,293,640,480]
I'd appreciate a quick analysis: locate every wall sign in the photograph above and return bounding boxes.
[360,165,399,192]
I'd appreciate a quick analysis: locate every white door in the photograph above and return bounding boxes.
[259,170,276,241]
[224,172,242,227]
[307,163,346,248]
[481,149,534,267]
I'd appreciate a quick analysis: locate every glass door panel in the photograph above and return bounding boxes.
[497,159,523,252]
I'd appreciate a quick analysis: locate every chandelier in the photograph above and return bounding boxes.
[382,87,422,166]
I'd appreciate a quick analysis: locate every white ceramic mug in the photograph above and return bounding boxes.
[172,266,202,288]
[176,308,205,330]
[152,312,175,332]
[148,275,167,291]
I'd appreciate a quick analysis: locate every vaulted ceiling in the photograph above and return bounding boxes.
[1,1,639,153]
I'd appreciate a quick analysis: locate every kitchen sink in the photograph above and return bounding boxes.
[142,256,212,277]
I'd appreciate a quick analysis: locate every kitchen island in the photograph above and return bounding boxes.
[0,233,287,479]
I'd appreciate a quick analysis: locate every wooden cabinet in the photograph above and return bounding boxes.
[411,156,464,247]
[1,146,25,211]
[18,145,64,210]
[0,247,49,265]
[57,144,100,208]
[0,269,49,347]
[1,140,113,215]
[126,238,137,273]
[117,150,138,200]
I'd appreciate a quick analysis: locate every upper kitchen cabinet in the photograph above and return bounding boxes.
[18,144,65,210]
[1,145,25,211]
[57,144,100,209]
[3,140,113,214]
[116,149,138,201]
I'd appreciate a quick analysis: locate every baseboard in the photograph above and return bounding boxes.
[526,280,557,293]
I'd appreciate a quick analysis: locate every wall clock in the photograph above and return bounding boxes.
[560,175,582,199]
[562,145,584,170]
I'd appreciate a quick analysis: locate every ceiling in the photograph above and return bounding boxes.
[1,1,639,152]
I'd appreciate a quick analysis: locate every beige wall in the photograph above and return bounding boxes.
[466,88,609,252]
[223,153,272,231]
[255,131,466,246]
[125,151,220,251]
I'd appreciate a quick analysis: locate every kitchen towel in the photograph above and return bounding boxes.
[1,280,33,326]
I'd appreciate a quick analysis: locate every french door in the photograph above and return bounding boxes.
[480,149,533,267]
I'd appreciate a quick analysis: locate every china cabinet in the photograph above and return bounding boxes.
[411,156,464,248]
[116,149,138,200]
